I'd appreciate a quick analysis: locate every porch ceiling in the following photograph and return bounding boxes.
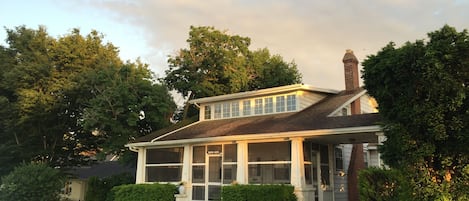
[305,132,379,144]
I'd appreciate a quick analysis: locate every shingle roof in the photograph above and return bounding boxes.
[70,161,136,179]
[133,88,381,143]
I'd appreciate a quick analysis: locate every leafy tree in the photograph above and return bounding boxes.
[163,26,302,100]
[0,26,176,175]
[362,25,469,200]
[0,163,64,201]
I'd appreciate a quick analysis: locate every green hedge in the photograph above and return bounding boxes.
[222,184,297,201]
[359,167,411,201]
[108,183,177,201]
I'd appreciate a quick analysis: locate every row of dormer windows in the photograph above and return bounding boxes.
[203,94,297,120]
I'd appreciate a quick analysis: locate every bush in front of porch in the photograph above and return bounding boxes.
[358,167,411,201]
[108,183,176,201]
[222,184,297,201]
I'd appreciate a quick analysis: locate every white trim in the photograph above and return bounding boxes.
[327,90,368,117]
[126,125,381,148]
[189,84,339,104]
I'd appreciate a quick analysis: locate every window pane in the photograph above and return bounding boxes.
[193,146,205,163]
[146,147,183,164]
[214,104,222,119]
[254,98,263,114]
[222,102,230,118]
[223,144,237,162]
[192,186,205,200]
[204,105,211,120]
[192,165,205,183]
[276,96,285,112]
[264,97,273,114]
[287,95,296,111]
[209,157,222,182]
[243,100,251,116]
[248,164,290,184]
[248,142,291,162]
[320,145,329,164]
[231,102,239,117]
[305,164,312,185]
[208,185,221,201]
[146,166,181,182]
[223,165,237,184]
[303,142,312,162]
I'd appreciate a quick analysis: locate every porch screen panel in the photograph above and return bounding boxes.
[145,147,184,182]
[248,141,291,184]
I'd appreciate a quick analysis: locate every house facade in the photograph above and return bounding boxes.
[126,50,384,201]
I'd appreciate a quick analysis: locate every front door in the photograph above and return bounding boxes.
[207,155,222,200]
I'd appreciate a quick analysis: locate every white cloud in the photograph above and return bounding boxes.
[63,0,469,90]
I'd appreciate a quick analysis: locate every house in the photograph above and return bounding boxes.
[62,161,136,201]
[125,50,384,201]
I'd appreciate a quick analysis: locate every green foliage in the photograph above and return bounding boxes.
[362,25,469,200]
[358,167,412,201]
[108,183,176,201]
[222,184,297,201]
[0,163,64,201]
[0,25,176,175]
[85,172,134,201]
[163,26,302,100]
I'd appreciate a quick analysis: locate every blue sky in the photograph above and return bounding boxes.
[2,0,469,92]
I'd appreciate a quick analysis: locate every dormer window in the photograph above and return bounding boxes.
[201,94,299,120]
[254,98,263,114]
[204,106,211,120]
[287,95,296,111]
[243,100,251,116]
[264,97,273,114]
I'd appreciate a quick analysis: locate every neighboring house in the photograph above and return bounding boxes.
[126,50,384,201]
[62,161,136,201]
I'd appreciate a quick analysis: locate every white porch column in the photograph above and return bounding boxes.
[236,141,248,184]
[178,144,191,200]
[135,148,146,183]
[291,137,306,201]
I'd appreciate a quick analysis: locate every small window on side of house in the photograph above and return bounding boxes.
[214,104,222,119]
[243,100,251,116]
[254,98,263,114]
[222,102,230,118]
[335,147,344,171]
[276,96,285,112]
[204,105,211,120]
[232,102,239,117]
[286,95,296,111]
[264,97,273,114]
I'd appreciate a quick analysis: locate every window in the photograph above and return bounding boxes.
[286,95,296,111]
[335,147,344,171]
[264,97,273,114]
[341,108,348,116]
[231,102,239,117]
[146,147,184,182]
[254,98,263,114]
[204,105,211,120]
[248,142,291,184]
[276,96,285,112]
[243,100,251,116]
[222,103,230,118]
[214,104,222,119]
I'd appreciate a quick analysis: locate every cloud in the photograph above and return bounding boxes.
[65,0,469,90]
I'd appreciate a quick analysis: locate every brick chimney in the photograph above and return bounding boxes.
[342,49,361,115]
[343,49,365,201]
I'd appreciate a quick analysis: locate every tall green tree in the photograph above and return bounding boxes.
[163,26,302,100]
[362,25,469,200]
[0,26,176,175]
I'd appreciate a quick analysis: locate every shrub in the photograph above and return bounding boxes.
[0,163,64,201]
[109,183,177,201]
[358,167,411,201]
[222,184,297,201]
[85,172,135,201]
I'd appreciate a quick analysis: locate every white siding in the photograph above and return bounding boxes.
[360,94,378,114]
[298,91,327,111]
[333,144,352,201]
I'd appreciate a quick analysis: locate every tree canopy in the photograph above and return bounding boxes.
[0,26,176,176]
[162,26,302,100]
[362,25,469,200]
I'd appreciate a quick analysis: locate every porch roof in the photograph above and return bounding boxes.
[132,88,381,144]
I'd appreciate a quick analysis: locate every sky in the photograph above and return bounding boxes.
[1,0,469,94]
